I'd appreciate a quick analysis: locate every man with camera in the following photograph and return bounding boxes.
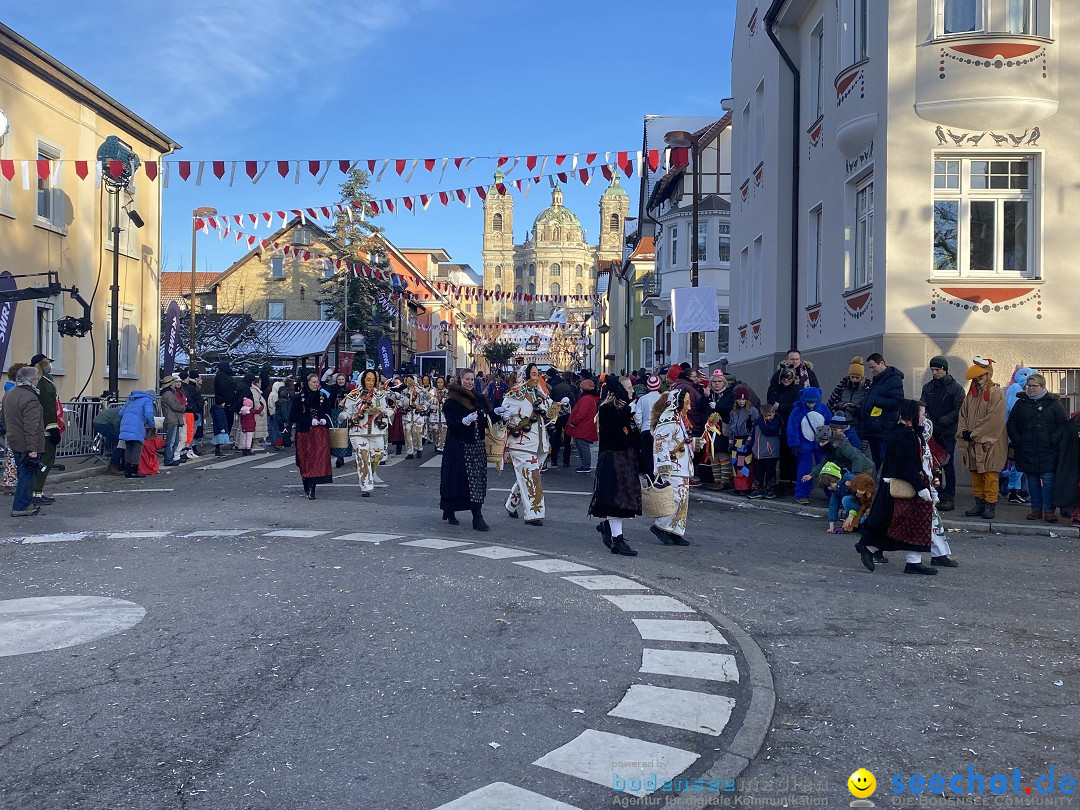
[3,365,46,516]
[30,354,61,506]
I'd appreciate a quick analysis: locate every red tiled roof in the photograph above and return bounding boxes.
[629,236,655,261]
[161,272,221,306]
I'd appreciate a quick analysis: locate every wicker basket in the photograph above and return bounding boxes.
[485,420,507,470]
[640,476,676,518]
[328,428,350,450]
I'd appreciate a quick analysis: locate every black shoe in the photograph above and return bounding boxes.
[307,486,317,500]
[982,503,996,520]
[524,519,543,527]
[610,535,638,556]
[964,499,986,517]
[764,488,777,500]
[1016,490,1031,503]
[938,498,955,512]
[931,555,959,567]
[748,488,764,500]
[506,508,518,519]
[405,453,414,460]
[873,550,888,564]
[32,495,55,505]
[854,542,875,572]
[335,457,344,468]
[1006,490,1023,504]
[597,521,613,549]
[671,535,690,546]
[472,511,490,532]
[214,447,223,456]
[904,562,938,575]
[361,491,371,497]
[444,511,460,525]
[651,525,676,546]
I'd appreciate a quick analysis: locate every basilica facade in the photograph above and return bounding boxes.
[480,173,630,322]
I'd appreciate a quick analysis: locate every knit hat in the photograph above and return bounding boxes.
[929,355,949,372]
[799,386,822,404]
[734,385,751,400]
[724,373,737,387]
[667,365,681,382]
[965,356,994,381]
[849,355,865,376]
[820,461,842,480]
[829,413,849,427]
[814,425,834,443]
[646,375,661,391]
[580,379,596,392]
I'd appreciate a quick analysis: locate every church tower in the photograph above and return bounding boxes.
[597,174,630,262]
[482,170,515,320]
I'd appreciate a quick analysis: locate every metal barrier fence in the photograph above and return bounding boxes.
[57,399,111,459]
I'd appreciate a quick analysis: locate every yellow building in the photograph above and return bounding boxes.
[0,22,179,398]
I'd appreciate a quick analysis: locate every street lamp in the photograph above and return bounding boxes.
[191,205,217,372]
[664,129,701,370]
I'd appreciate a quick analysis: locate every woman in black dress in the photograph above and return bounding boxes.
[589,375,641,556]
[289,373,334,499]
[440,369,505,531]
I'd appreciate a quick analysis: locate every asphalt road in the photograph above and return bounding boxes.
[1,446,1078,808]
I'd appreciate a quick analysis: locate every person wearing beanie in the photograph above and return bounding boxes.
[920,356,965,511]
[748,403,782,498]
[827,356,870,450]
[859,353,906,468]
[728,386,760,493]
[788,387,832,504]
[160,374,187,467]
[956,357,1008,519]
[814,460,857,533]
[697,371,735,490]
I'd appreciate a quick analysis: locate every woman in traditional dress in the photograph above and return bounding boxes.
[589,375,640,556]
[440,369,507,530]
[502,363,554,525]
[651,388,696,546]
[855,399,939,575]
[340,369,395,497]
[289,373,334,500]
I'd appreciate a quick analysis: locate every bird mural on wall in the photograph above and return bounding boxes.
[936,126,947,146]
[990,132,1010,145]
[967,132,986,146]
[1009,129,1030,146]
[1027,127,1041,145]
[948,130,969,146]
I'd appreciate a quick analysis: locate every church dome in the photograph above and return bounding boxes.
[533,186,581,230]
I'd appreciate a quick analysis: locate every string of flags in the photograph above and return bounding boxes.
[0,148,684,189]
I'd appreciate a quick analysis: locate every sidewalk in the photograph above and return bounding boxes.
[691,478,1079,539]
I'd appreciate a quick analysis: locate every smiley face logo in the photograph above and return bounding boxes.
[848,768,876,798]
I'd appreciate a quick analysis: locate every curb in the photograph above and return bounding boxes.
[47,465,107,485]
[690,489,1080,540]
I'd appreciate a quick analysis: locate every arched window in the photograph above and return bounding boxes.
[552,226,561,241]
[528,283,535,295]
[575,264,583,277]
[515,284,523,296]
[495,284,502,293]
[515,265,523,279]
[609,213,620,232]
[494,264,502,278]
[551,283,561,297]
[515,311,523,321]
[492,213,503,232]
[551,263,561,276]
[528,309,535,320]
[528,263,536,277]
[575,283,583,296]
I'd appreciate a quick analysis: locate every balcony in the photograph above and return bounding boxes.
[637,272,662,298]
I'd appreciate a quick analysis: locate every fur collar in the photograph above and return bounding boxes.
[447,383,482,412]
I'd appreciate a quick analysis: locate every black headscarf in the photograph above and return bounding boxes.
[599,375,631,405]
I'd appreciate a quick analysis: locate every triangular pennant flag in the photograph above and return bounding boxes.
[403,159,418,183]
[245,161,259,180]
[454,157,465,169]
[2,160,16,182]
[495,183,506,196]
[439,191,449,206]
[456,189,466,203]
[321,206,332,219]
[579,168,591,185]
[395,159,407,175]
[403,196,414,211]
[601,165,613,181]
[277,161,290,178]
[555,155,566,166]
[262,212,273,225]
[108,159,124,180]
[585,153,597,165]
[308,160,321,177]
[74,161,89,180]
[212,161,225,180]
[36,159,51,181]
[145,161,158,181]
[367,160,377,173]
[339,160,351,174]
[233,214,242,226]
[386,199,394,213]
[306,208,319,220]
[420,194,431,210]
[475,186,487,201]
[376,160,390,182]
[671,147,689,169]
[647,149,660,171]
[557,172,567,183]
[526,155,537,172]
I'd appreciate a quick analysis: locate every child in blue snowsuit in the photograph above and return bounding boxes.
[816,461,855,532]
[787,387,832,503]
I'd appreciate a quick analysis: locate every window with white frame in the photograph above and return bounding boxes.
[641,337,654,367]
[810,19,826,122]
[551,263,561,276]
[808,206,823,306]
[270,254,284,279]
[718,223,731,263]
[942,0,981,33]
[36,142,61,226]
[751,236,763,322]
[739,247,750,324]
[933,155,1035,277]
[267,300,285,320]
[697,223,708,262]
[717,310,730,354]
[853,177,874,289]
[841,0,870,66]
[1006,0,1038,34]
[321,258,334,279]
[0,118,11,215]
[35,303,54,364]
[671,225,679,266]
[293,228,313,246]
[105,195,138,256]
[936,0,1045,37]
[754,81,765,168]
[741,102,752,180]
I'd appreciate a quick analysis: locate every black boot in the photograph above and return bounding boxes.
[904,562,939,575]
[596,521,613,549]
[442,509,460,525]
[395,444,402,455]
[307,483,317,500]
[335,456,344,468]
[125,464,145,479]
[964,498,986,517]
[214,446,223,457]
[931,555,959,567]
[610,535,638,556]
[471,509,489,532]
[854,541,875,572]
[982,502,995,520]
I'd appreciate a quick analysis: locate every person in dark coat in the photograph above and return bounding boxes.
[289,373,334,499]
[827,356,870,447]
[767,349,819,393]
[1053,410,1080,527]
[920,356,966,511]
[859,353,906,468]
[669,369,704,435]
[588,375,641,557]
[439,369,505,530]
[214,362,241,436]
[767,366,803,493]
[1007,373,1066,522]
[547,371,574,467]
[856,399,939,576]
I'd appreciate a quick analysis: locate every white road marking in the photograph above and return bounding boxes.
[334,532,403,543]
[630,619,728,645]
[456,546,538,560]
[420,455,495,469]
[401,538,473,550]
[533,729,699,798]
[20,533,89,544]
[599,594,694,613]
[0,596,146,657]
[262,529,329,538]
[381,455,407,468]
[181,530,251,538]
[284,483,363,488]
[511,559,596,574]
[608,684,735,737]
[561,575,649,591]
[251,455,299,469]
[432,782,581,810]
[196,454,268,470]
[640,649,740,683]
[489,488,591,496]
[54,489,174,495]
[107,531,171,539]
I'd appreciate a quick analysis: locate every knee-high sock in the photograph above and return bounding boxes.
[608,517,624,537]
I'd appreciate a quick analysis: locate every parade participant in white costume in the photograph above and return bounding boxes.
[400,376,430,459]
[340,369,395,497]
[651,388,696,545]
[427,376,449,453]
[503,363,555,525]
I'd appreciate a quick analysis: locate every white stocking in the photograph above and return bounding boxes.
[608,518,624,537]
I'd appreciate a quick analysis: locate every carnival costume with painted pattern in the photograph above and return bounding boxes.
[502,380,554,522]
[427,379,448,452]
[397,378,431,458]
[652,390,695,538]
[341,371,396,494]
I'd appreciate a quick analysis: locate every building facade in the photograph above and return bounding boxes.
[731,0,1074,403]
[480,174,629,323]
[0,23,178,398]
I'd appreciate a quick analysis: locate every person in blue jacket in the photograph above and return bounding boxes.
[859,353,906,468]
[118,390,156,479]
[787,387,832,504]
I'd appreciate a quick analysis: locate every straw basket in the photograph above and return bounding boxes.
[328,428,350,450]
[485,419,507,470]
[640,476,676,518]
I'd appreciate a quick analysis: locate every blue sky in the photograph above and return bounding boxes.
[6,0,736,276]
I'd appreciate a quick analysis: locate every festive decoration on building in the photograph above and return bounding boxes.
[930,287,1042,320]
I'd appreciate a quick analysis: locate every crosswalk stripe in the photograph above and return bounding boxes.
[533,729,699,798]
[334,533,403,543]
[401,538,473,550]
[432,782,581,810]
[196,453,269,470]
[640,649,740,683]
[456,546,537,560]
[560,574,649,591]
[182,530,251,538]
[511,559,596,574]
[251,455,299,469]
[608,683,735,736]
[107,531,171,539]
[630,619,728,645]
[262,529,329,538]
[599,594,694,613]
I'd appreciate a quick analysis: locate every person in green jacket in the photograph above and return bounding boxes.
[30,354,60,506]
